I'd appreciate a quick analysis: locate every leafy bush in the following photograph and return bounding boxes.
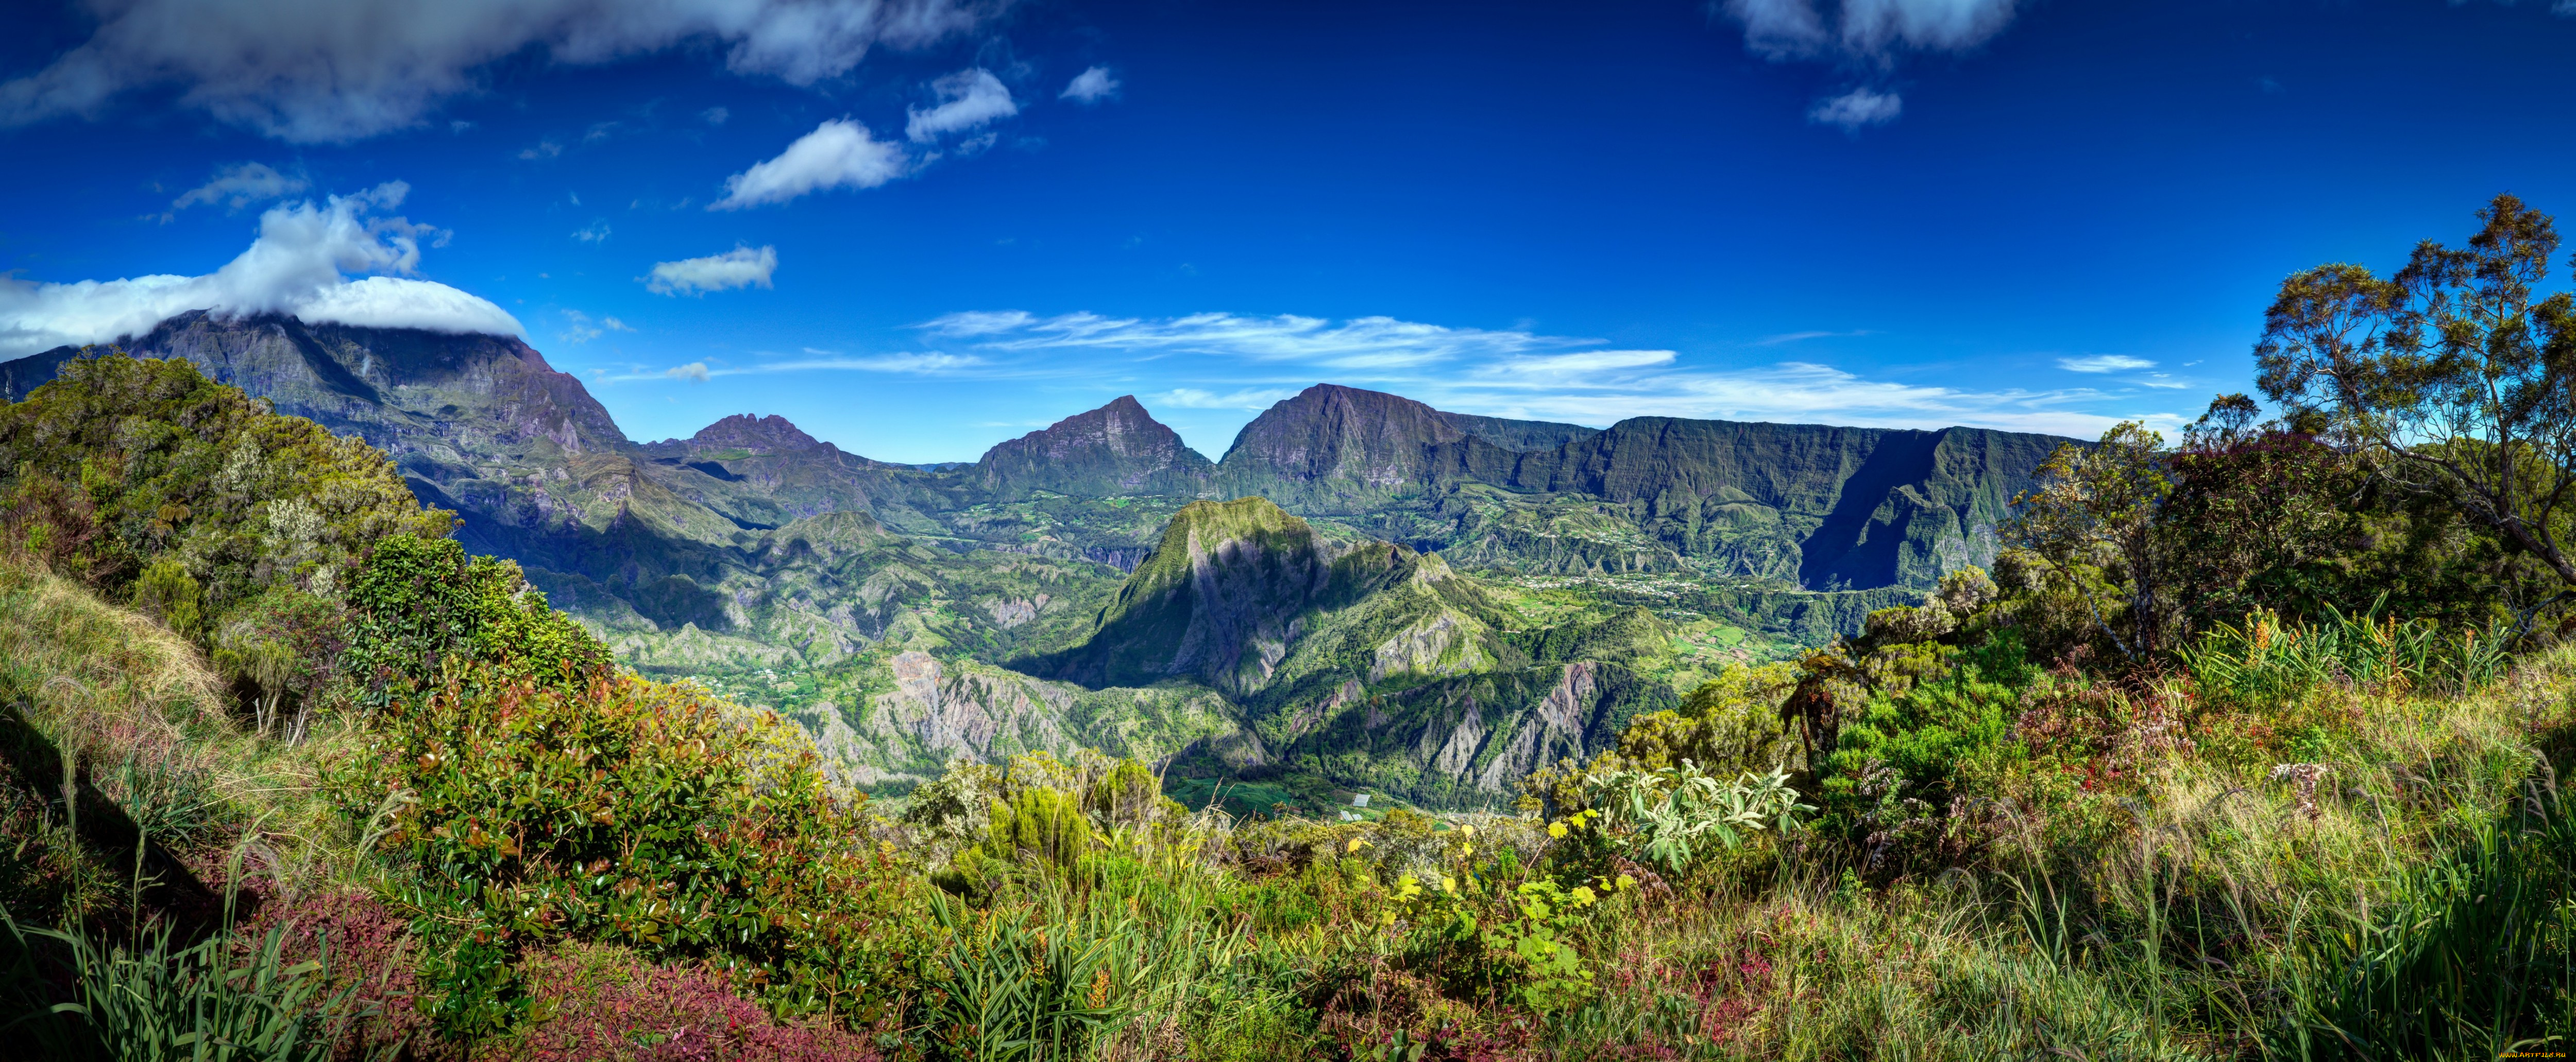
[343,535,612,700]
[1579,764,1810,874]
[0,351,449,616]
[342,671,924,1041]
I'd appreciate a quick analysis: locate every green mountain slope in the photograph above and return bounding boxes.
[0,316,2067,804]
[1025,496,1682,804]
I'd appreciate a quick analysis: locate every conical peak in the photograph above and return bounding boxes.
[686,413,820,453]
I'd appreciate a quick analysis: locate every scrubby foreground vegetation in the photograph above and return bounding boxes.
[7,197,2576,1059]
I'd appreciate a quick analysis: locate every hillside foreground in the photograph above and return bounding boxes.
[0,352,2570,1059]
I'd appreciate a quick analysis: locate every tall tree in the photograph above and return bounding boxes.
[2006,421,2171,658]
[2257,194,2576,614]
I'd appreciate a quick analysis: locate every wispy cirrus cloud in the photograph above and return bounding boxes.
[601,309,2180,438]
[165,162,307,220]
[917,311,1572,369]
[1153,386,1301,410]
[602,349,979,383]
[1753,329,1873,346]
[2057,354,2154,373]
[912,310,2189,437]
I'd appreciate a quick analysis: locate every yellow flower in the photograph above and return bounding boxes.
[1548,821,1569,839]
[1571,885,1597,905]
[1461,843,1475,857]
[1460,824,1475,837]
[1347,837,1369,853]
[1441,875,1457,893]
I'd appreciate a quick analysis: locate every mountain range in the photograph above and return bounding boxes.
[1,315,2068,808]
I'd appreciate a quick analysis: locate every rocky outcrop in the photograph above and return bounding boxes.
[974,396,1214,501]
[797,652,1255,786]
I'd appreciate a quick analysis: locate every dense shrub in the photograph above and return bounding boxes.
[344,535,613,699]
[341,671,925,1041]
[0,351,450,614]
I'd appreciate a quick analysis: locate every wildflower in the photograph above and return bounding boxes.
[1347,837,1369,853]
[1460,824,1475,837]
[1441,875,1456,893]
[1087,967,1112,1008]
[1548,820,1569,839]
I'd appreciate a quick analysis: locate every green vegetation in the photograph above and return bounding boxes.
[11,187,2576,1062]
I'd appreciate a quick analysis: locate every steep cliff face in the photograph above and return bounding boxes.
[974,396,1215,501]
[1488,418,2055,589]
[1205,384,2063,589]
[1435,410,1600,452]
[1215,384,1519,512]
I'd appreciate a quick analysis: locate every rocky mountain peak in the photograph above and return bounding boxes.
[676,413,825,454]
[1212,384,1501,511]
[973,395,1213,500]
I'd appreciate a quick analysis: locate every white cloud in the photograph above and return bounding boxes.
[916,311,1568,369]
[710,118,905,209]
[1809,87,1902,130]
[920,309,2185,438]
[572,219,611,243]
[558,308,633,344]
[0,0,990,143]
[644,245,778,295]
[1471,350,1676,382]
[2057,354,2155,373]
[1753,329,1873,346]
[906,67,1016,143]
[1061,66,1120,104]
[1726,0,2019,61]
[702,106,730,125]
[168,162,307,216]
[1720,0,2019,127]
[0,182,520,359]
[519,139,564,160]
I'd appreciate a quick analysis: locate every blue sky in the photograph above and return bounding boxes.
[6,0,2576,462]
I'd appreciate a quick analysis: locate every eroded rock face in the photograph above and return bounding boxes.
[784,652,1259,786]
